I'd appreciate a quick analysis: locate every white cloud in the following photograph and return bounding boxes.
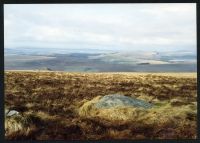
[4,4,196,52]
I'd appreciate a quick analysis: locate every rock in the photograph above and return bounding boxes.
[6,110,19,117]
[95,94,153,109]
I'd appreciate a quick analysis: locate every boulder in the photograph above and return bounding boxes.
[6,110,19,117]
[95,94,153,109]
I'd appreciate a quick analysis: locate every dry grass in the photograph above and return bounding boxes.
[5,71,197,140]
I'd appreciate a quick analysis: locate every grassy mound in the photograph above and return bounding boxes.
[79,95,196,123]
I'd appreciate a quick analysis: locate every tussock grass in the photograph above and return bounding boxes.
[5,113,40,140]
[79,96,196,124]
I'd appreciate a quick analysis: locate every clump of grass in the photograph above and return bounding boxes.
[78,96,101,117]
[5,113,41,139]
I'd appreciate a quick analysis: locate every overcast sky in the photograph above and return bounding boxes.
[4,4,196,52]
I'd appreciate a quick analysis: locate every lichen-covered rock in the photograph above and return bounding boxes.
[95,94,153,109]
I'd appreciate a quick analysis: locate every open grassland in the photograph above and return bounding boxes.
[5,71,197,140]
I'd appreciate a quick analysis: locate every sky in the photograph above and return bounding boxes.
[4,4,196,52]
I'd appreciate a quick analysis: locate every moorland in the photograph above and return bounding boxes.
[5,71,197,140]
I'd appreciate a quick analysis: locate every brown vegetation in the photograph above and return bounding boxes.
[5,71,197,140]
